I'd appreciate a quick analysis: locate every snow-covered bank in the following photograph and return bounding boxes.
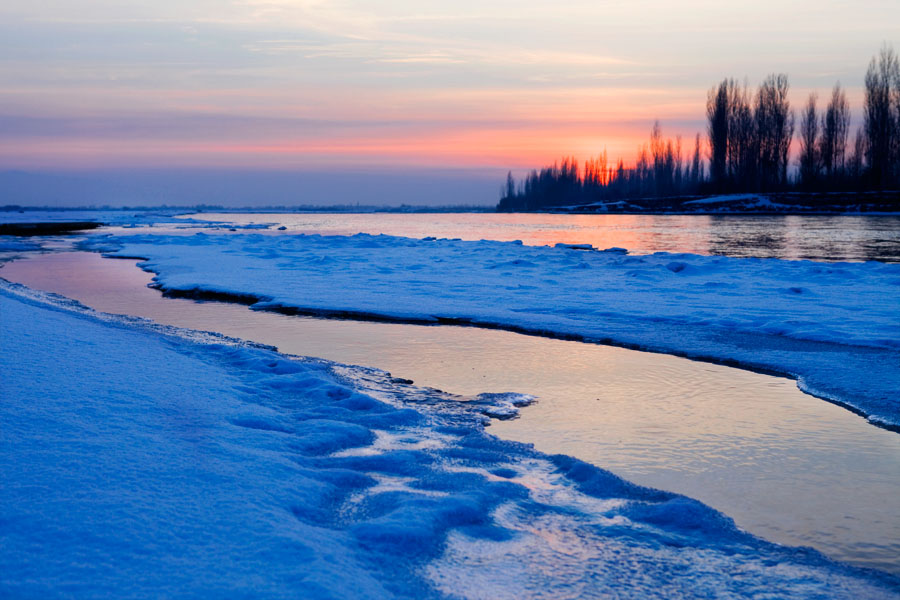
[0,208,273,230]
[2,282,899,598]
[83,232,900,430]
[0,208,190,226]
[550,192,900,215]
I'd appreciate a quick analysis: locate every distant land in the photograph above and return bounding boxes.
[3,192,900,218]
[538,191,900,215]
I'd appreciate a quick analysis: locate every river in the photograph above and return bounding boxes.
[2,237,898,574]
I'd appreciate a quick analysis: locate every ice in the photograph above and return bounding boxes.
[0,208,273,230]
[80,232,900,429]
[2,280,898,597]
[554,243,594,250]
[681,194,767,205]
[0,238,42,253]
[0,208,194,226]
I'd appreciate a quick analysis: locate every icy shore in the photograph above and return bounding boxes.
[2,281,899,598]
[83,232,900,430]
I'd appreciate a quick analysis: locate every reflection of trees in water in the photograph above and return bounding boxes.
[854,240,900,263]
[796,216,845,262]
[790,215,900,263]
[703,215,900,262]
[802,238,843,262]
[707,215,787,259]
[830,216,900,263]
[862,241,900,263]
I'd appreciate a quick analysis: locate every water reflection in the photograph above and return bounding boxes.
[707,215,789,258]
[3,251,900,575]
[188,212,900,262]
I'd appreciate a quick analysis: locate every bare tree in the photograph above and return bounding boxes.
[895,52,900,184]
[689,133,703,190]
[500,45,900,212]
[650,121,666,195]
[848,126,866,181]
[707,80,730,191]
[755,74,795,190]
[798,93,820,189]
[819,84,851,182]
[864,45,900,188]
[635,145,651,197]
[728,80,756,189]
[504,171,516,199]
[674,135,684,195]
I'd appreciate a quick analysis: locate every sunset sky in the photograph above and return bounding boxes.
[1,0,897,204]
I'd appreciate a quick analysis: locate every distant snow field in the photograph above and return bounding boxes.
[3,282,899,598]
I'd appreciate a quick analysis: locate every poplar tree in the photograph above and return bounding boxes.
[798,93,820,189]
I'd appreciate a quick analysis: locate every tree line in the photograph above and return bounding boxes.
[498,46,900,211]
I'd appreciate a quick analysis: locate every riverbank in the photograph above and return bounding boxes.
[549,191,900,215]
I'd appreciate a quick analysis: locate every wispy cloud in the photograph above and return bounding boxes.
[0,0,895,172]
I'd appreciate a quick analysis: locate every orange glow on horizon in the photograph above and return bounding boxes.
[0,121,703,172]
[1,80,707,172]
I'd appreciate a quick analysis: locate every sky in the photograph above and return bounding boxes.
[1,1,897,206]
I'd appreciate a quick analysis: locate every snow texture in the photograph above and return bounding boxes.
[2,281,899,598]
[82,232,900,430]
[681,194,773,206]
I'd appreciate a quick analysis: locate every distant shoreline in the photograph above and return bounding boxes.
[510,191,900,215]
[0,221,104,235]
[3,193,900,217]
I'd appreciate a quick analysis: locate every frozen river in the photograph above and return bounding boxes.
[3,248,899,575]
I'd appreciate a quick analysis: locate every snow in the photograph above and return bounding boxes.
[679,195,801,211]
[681,194,763,205]
[3,281,899,598]
[0,208,272,229]
[82,232,900,429]
[0,238,41,253]
[0,208,191,225]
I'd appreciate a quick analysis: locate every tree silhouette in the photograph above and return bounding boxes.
[498,45,899,212]
[689,133,703,189]
[848,126,866,182]
[864,46,900,188]
[728,80,756,190]
[798,93,820,189]
[820,84,850,183]
[706,80,730,192]
[755,74,794,191]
